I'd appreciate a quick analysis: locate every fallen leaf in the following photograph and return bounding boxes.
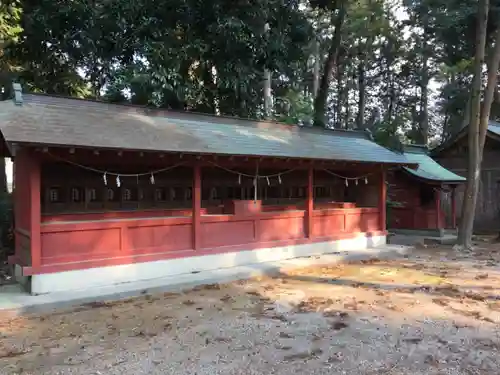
[403,337,422,344]
[284,348,323,361]
[220,295,234,303]
[0,348,29,359]
[331,321,349,330]
[432,298,449,306]
[464,291,486,301]
[474,273,489,280]
[323,310,348,318]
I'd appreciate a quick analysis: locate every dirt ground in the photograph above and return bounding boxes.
[2,242,500,374]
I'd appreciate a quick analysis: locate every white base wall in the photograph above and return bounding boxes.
[30,235,386,295]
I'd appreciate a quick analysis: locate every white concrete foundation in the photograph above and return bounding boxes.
[30,235,386,295]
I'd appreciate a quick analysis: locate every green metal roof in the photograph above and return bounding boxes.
[402,145,465,184]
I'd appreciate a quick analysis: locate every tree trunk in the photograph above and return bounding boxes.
[385,77,395,125]
[202,63,217,115]
[356,60,366,129]
[420,57,429,144]
[473,26,500,240]
[419,15,430,145]
[457,0,490,249]
[442,108,450,140]
[263,23,272,119]
[211,65,220,115]
[336,56,344,128]
[479,26,500,152]
[263,69,272,119]
[313,0,346,127]
[312,38,320,99]
[356,0,374,130]
[460,91,472,131]
[344,74,351,129]
[462,18,500,247]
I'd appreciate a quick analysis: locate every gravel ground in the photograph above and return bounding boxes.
[1,243,500,374]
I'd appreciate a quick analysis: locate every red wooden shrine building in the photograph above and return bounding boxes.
[0,88,413,295]
[388,145,465,236]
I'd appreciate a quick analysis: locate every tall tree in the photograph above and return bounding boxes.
[457,0,490,248]
[312,0,347,127]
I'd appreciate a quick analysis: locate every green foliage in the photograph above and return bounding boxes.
[1,0,498,143]
[274,90,314,125]
[373,120,405,153]
[0,1,22,43]
[0,0,23,99]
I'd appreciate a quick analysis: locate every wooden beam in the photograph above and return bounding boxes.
[10,143,18,157]
[435,188,442,230]
[379,169,387,231]
[192,164,202,251]
[451,187,457,229]
[25,149,42,270]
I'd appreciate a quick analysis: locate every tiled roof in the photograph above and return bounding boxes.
[0,94,411,165]
[402,145,465,184]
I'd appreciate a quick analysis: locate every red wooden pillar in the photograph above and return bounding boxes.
[12,152,21,264]
[379,169,387,231]
[451,186,457,229]
[13,148,41,269]
[306,166,314,239]
[30,153,41,269]
[435,187,442,230]
[192,164,201,250]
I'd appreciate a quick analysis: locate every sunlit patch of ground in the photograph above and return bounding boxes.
[1,242,500,374]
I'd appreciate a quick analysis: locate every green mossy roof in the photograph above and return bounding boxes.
[402,145,465,184]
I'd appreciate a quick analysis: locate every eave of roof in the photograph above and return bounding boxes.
[401,146,465,184]
[0,93,413,166]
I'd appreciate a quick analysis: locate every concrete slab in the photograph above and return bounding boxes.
[0,244,411,317]
[423,234,457,245]
[388,233,457,246]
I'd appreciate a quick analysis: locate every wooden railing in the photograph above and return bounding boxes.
[39,206,381,269]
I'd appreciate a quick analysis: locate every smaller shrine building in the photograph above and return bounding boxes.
[388,145,465,237]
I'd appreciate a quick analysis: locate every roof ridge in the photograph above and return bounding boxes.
[403,144,428,154]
